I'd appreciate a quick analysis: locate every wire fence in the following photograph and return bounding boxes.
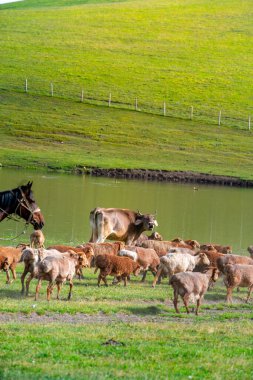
[0,75,252,130]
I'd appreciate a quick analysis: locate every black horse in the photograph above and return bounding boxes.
[0,181,45,230]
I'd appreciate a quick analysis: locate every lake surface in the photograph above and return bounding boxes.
[0,167,252,254]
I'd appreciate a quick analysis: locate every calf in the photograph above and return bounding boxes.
[0,247,23,283]
[224,264,253,303]
[95,254,141,286]
[35,251,84,301]
[169,268,218,315]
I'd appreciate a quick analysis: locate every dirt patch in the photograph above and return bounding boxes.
[74,167,253,187]
[0,310,252,324]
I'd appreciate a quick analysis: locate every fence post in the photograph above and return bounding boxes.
[81,89,84,102]
[249,116,251,131]
[163,102,166,116]
[190,106,193,120]
[50,82,54,97]
[135,98,138,111]
[25,78,28,93]
[108,93,111,107]
[218,110,221,126]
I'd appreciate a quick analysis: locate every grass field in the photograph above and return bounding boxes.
[0,265,252,379]
[0,0,253,180]
[1,91,253,179]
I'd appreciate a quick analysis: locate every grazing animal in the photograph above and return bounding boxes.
[135,231,163,246]
[20,248,89,295]
[0,247,23,283]
[152,252,210,287]
[0,181,44,230]
[200,244,232,254]
[247,246,253,259]
[47,244,94,279]
[217,254,253,274]
[35,251,86,301]
[89,207,158,245]
[169,269,218,315]
[224,264,253,303]
[141,240,195,257]
[119,246,160,282]
[30,230,45,248]
[95,254,141,286]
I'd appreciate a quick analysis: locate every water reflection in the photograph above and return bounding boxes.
[0,167,252,253]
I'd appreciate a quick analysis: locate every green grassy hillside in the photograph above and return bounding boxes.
[1,91,253,179]
[0,0,252,118]
[0,0,252,177]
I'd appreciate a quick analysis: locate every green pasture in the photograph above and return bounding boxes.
[0,266,252,379]
[1,91,253,179]
[0,0,252,179]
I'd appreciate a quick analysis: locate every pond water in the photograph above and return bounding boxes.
[0,167,252,254]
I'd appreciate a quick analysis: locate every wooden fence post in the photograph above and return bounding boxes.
[163,102,166,116]
[108,93,111,107]
[50,82,54,97]
[190,106,193,120]
[25,78,28,93]
[218,110,221,126]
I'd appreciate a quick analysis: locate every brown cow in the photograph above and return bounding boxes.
[89,208,158,245]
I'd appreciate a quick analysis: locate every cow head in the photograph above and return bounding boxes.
[134,212,158,232]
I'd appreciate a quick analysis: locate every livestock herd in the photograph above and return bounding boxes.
[0,207,253,315]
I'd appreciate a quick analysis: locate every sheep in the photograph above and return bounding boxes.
[35,251,86,301]
[200,244,232,254]
[152,252,210,288]
[141,240,196,257]
[47,244,94,278]
[77,242,124,262]
[20,247,89,295]
[95,254,141,287]
[0,246,23,284]
[118,246,160,282]
[135,231,163,246]
[30,230,45,248]
[247,246,253,259]
[223,264,253,303]
[217,254,253,274]
[169,268,218,315]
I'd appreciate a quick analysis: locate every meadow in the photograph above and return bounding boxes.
[0,265,252,379]
[0,0,253,180]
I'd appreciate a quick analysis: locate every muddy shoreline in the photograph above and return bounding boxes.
[76,167,253,188]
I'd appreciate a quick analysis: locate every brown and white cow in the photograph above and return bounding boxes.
[89,208,158,245]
